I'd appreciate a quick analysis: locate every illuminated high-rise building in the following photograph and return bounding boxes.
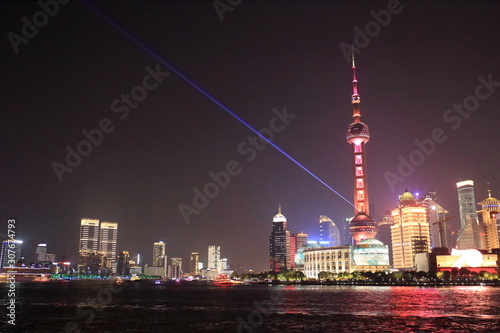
[190,252,200,275]
[345,53,377,244]
[153,241,166,267]
[377,211,394,266]
[269,204,290,271]
[0,239,23,269]
[168,258,183,278]
[390,191,431,269]
[99,222,118,271]
[79,218,100,252]
[319,215,341,247]
[35,243,47,262]
[295,232,308,249]
[477,190,500,252]
[456,180,485,250]
[208,245,220,271]
[78,218,100,274]
[422,190,450,249]
[289,234,297,269]
[116,251,130,276]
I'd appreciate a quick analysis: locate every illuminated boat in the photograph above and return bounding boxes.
[213,274,235,286]
[33,275,50,282]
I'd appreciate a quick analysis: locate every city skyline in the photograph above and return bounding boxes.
[1,1,499,272]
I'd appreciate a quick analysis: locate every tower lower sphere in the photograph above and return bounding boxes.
[349,213,377,244]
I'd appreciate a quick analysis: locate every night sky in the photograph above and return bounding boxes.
[1,0,499,272]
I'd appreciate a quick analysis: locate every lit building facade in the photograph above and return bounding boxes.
[456,180,484,250]
[289,234,297,269]
[377,211,394,266]
[319,215,341,247]
[269,204,290,271]
[390,191,431,269]
[345,53,377,244]
[79,218,100,252]
[295,232,308,249]
[477,190,500,252]
[190,252,200,275]
[303,242,389,279]
[423,190,450,249]
[0,239,23,270]
[35,243,47,262]
[116,251,130,276]
[304,246,352,278]
[153,241,166,267]
[168,258,183,278]
[208,245,220,272]
[99,222,118,271]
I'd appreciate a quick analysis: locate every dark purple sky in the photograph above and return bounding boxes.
[1,0,499,272]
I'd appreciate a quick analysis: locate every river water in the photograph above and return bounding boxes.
[2,281,500,332]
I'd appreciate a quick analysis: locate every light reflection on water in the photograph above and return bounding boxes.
[1,282,500,332]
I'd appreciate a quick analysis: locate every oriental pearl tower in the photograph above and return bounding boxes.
[346,51,377,244]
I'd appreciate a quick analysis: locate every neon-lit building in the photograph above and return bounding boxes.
[303,55,391,279]
[289,234,297,269]
[390,191,431,269]
[345,52,377,244]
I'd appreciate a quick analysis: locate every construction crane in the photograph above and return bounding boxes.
[432,215,454,248]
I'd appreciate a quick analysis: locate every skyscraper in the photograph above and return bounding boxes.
[168,258,183,278]
[456,180,484,250]
[423,190,450,249]
[295,232,308,249]
[78,219,101,274]
[35,243,47,262]
[289,234,297,269]
[153,241,166,267]
[377,211,394,266]
[0,239,23,269]
[390,191,431,269]
[319,215,341,247]
[190,252,200,276]
[269,204,290,271]
[477,190,500,252]
[117,251,130,276]
[345,53,377,244]
[208,245,220,271]
[79,218,100,252]
[99,222,118,271]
